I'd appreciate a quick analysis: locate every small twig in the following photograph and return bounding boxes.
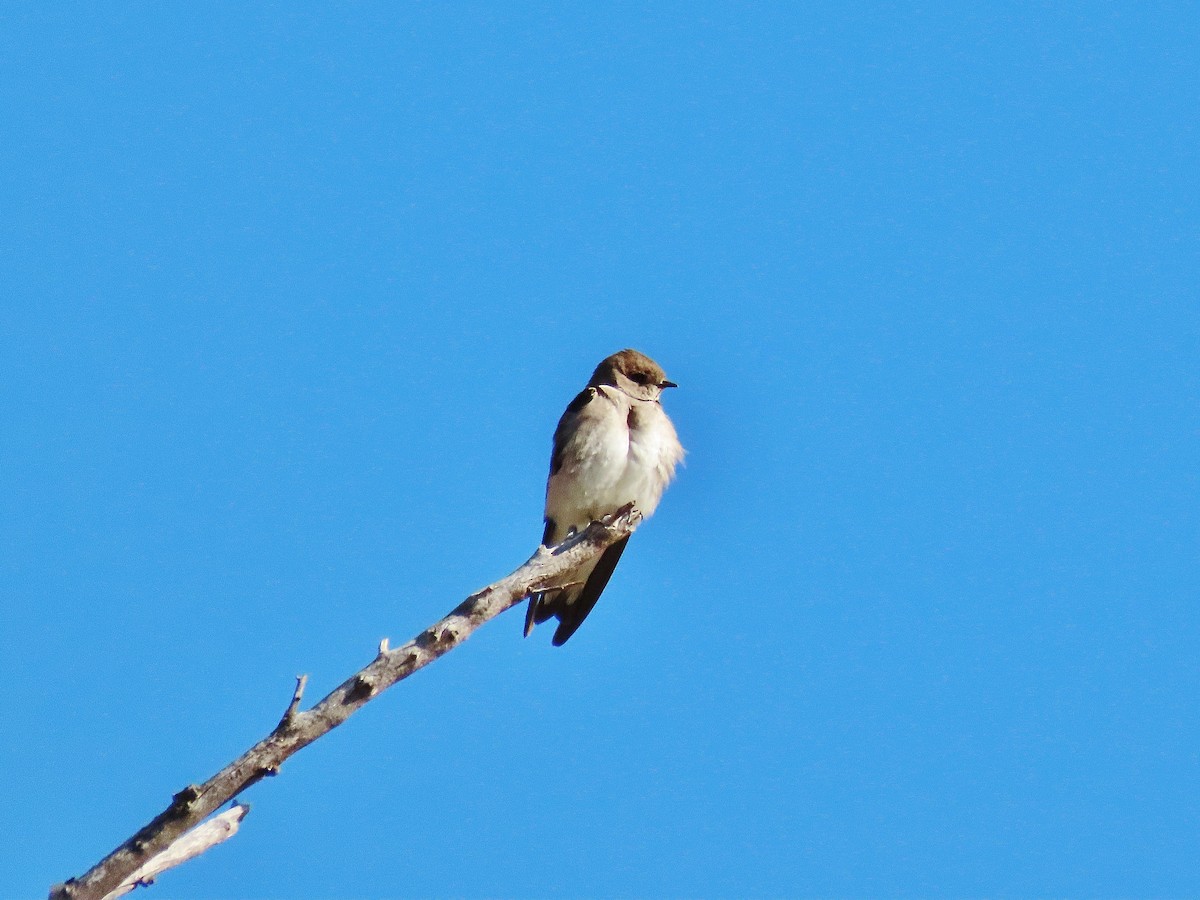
[276,675,308,730]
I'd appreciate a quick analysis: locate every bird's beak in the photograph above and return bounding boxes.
[660,380,678,389]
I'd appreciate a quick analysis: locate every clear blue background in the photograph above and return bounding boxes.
[3,3,1197,897]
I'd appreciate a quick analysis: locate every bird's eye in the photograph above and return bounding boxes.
[630,373,649,385]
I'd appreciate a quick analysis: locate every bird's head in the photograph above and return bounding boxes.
[590,349,677,401]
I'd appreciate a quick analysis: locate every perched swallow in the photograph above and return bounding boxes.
[525,349,684,645]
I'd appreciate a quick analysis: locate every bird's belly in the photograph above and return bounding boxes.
[547,413,676,533]
[563,426,630,516]
[617,418,676,515]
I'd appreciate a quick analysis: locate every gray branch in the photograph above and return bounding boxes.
[50,506,641,900]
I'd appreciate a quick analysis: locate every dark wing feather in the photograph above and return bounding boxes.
[550,535,631,646]
[524,590,555,637]
[549,387,597,477]
[529,385,609,643]
[525,514,561,636]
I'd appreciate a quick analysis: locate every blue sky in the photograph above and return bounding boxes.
[2,3,1197,897]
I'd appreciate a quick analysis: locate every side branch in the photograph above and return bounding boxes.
[51,505,641,900]
[99,804,250,900]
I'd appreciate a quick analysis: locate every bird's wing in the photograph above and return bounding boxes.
[527,386,601,637]
[550,534,631,646]
[541,385,602,547]
[548,386,598,479]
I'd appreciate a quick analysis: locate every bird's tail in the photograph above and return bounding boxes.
[523,590,562,637]
[522,535,630,645]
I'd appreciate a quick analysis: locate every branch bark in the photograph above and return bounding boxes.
[50,505,641,900]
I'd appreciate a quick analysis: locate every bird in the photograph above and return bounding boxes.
[525,349,684,645]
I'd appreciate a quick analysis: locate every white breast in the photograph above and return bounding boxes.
[615,401,684,517]
[545,388,684,536]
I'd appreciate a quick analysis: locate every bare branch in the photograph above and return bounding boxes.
[99,805,250,900]
[50,505,641,900]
